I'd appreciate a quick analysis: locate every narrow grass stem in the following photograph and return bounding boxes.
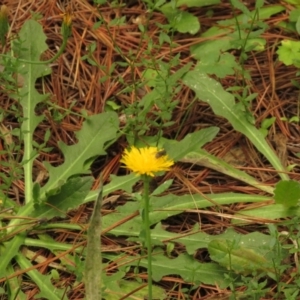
[142,175,153,300]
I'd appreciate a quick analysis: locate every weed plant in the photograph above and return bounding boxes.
[1,0,300,299]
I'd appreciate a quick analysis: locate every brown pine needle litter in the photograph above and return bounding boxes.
[2,0,300,299]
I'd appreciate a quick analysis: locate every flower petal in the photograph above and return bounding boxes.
[120,146,174,176]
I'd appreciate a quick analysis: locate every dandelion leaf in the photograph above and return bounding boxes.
[274,180,300,207]
[183,70,289,180]
[31,176,93,219]
[41,112,119,199]
[15,20,51,149]
[122,252,229,288]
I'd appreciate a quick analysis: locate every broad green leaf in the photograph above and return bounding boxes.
[40,112,119,199]
[255,0,264,9]
[181,150,274,194]
[0,20,55,280]
[150,193,268,224]
[30,176,93,219]
[209,240,261,272]
[173,227,275,255]
[274,180,300,207]
[208,237,278,275]
[104,279,166,300]
[164,127,219,161]
[261,117,276,131]
[15,254,65,300]
[201,26,233,38]
[218,5,285,26]
[83,173,139,204]
[183,70,289,180]
[231,0,251,16]
[283,0,300,7]
[24,236,84,253]
[160,8,200,35]
[201,5,285,38]
[191,39,232,60]
[4,27,119,240]
[232,203,300,225]
[166,0,220,8]
[121,252,229,288]
[50,270,59,280]
[277,40,300,68]
[142,68,158,87]
[5,264,27,300]
[191,36,264,68]
[277,20,297,32]
[0,234,25,278]
[103,193,270,236]
[151,179,173,196]
[172,11,200,35]
[150,223,212,253]
[243,37,266,51]
[13,20,51,205]
[195,52,239,78]
[289,9,300,22]
[296,17,300,35]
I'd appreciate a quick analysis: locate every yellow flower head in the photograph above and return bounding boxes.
[0,5,9,46]
[63,11,72,27]
[120,146,174,177]
[0,5,9,20]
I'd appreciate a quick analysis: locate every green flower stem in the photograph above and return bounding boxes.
[6,21,71,66]
[18,34,68,65]
[142,175,153,300]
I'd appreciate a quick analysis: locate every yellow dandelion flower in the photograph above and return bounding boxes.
[63,11,72,27]
[0,5,9,46]
[120,146,174,177]
[0,5,9,20]
[61,7,73,38]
